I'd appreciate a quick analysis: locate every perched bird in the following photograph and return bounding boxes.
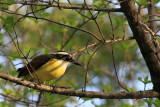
[17,51,81,82]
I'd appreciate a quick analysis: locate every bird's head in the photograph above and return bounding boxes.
[53,51,82,66]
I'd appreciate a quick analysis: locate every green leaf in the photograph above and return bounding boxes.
[99,12,106,16]
[146,80,152,84]
[84,55,92,63]
[105,84,112,92]
[64,39,74,50]
[8,52,19,60]
[93,0,99,4]
[0,101,12,107]
[143,98,153,106]
[27,17,41,23]
[139,0,145,4]
[143,99,149,104]
[2,16,16,32]
[82,97,92,101]
[0,16,5,21]
[4,16,15,24]
[56,42,62,50]
[31,89,37,94]
[153,0,160,4]
[154,98,160,106]
[43,48,50,54]
[0,86,7,92]
[138,76,151,85]
[133,0,140,6]
[133,0,150,6]
[112,15,123,26]
[9,70,17,76]
[126,86,133,92]
[138,77,143,82]
[66,80,79,90]
[144,75,149,83]
[144,75,151,84]
[120,102,132,107]
[41,12,50,17]
[0,33,3,40]
[21,45,31,53]
[7,0,14,3]
[0,64,2,69]
[1,4,8,9]
[92,64,102,73]
[148,98,153,102]
[93,0,106,9]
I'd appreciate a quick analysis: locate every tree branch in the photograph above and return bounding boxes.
[0,1,122,12]
[75,37,134,55]
[0,73,159,99]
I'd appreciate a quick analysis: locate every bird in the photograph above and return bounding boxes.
[17,51,82,82]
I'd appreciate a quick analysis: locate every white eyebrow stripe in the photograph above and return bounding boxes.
[55,52,70,55]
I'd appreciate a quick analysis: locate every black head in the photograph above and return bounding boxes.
[53,51,82,66]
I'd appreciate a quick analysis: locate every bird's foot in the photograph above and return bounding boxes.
[33,81,43,85]
[50,85,58,94]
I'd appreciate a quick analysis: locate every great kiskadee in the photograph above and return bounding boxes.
[17,51,81,81]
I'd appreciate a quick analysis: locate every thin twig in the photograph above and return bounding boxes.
[0,1,122,12]
[1,9,102,42]
[36,91,43,107]
[73,37,134,56]
[139,21,160,37]
[111,44,129,92]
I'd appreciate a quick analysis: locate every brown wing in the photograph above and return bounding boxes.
[17,54,55,77]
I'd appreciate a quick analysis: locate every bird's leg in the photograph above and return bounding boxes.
[49,81,58,94]
[32,80,43,85]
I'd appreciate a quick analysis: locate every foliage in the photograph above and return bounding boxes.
[138,76,151,90]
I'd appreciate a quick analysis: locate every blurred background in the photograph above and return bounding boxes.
[0,0,160,106]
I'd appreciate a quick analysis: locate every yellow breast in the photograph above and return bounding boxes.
[24,59,70,81]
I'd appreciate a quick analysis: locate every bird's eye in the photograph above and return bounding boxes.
[65,56,72,61]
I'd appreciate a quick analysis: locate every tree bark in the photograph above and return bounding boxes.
[119,0,160,92]
[148,0,157,32]
[0,73,159,99]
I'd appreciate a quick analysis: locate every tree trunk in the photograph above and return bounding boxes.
[119,0,160,92]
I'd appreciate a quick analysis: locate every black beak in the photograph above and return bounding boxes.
[72,60,82,66]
